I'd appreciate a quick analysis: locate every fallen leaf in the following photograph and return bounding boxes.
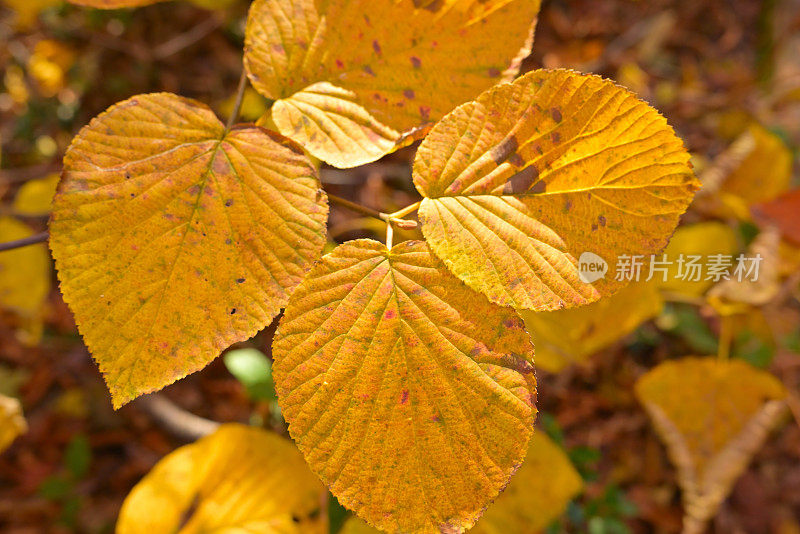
[752,188,800,247]
[13,173,60,216]
[414,69,699,310]
[658,221,739,297]
[49,93,328,408]
[0,394,27,453]
[117,423,326,533]
[244,0,541,168]
[521,280,663,373]
[273,239,536,533]
[0,217,51,317]
[635,357,787,534]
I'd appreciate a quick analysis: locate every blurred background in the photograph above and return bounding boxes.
[1,0,799,532]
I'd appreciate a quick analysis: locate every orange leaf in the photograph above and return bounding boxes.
[273,239,536,533]
[50,93,328,408]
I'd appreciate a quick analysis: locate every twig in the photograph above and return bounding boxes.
[0,231,48,252]
[226,69,249,130]
[137,393,219,442]
[152,15,222,60]
[327,193,386,220]
[327,194,419,230]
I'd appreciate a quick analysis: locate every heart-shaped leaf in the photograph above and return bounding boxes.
[273,239,536,533]
[413,68,699,311]
[50,93,328,408]
[244,0,541,168]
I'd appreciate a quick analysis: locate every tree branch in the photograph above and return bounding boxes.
[136,393,219,442]
[226,69,250,130]
[0,231,48,252]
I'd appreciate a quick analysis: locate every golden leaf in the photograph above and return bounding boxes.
[0,217,51,317]
[49,93,328,408]
[13,173,60,216]
[413,69,699,311]
[244,0,540,168]
[67,0,158,7]
[273,239,536,533]
[708,226,781,310]
[117,423,327,534]
[658,222,739,297]
[521,280,663,373]
[0,394,27,453]
[635,357,787,534]
[338,432,582,534]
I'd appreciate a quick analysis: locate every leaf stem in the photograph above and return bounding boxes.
[0,231,48,252]
[327,194,419,230]
[226,69,249,130]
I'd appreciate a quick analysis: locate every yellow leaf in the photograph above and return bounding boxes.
[244,0,541,168]
[1,0,61,28]
[720,124,792,206]
[469,432,583,534]
[635,357,787,533]
[521,280,663,373]
[67,0,158,7]
[0,217,51,317]
[13,173,60,216]
[658,221,739,297]
[0,394,27,453]
[49,93,328,408]
[117,423,326,534]
[414,69,699,311]
[338,432,582,534]
[273,239,536,533]
[708,226,780,310]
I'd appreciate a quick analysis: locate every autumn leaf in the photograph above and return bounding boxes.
[337,432,582,534]
[0,217,51,318]
[49,93,328,408]
[66,0,158,7]
[469,431,583,534]
[521,280,663,373]
[635,357,787,534]
[244,0,541,168]
[273,239,536,533]
[413,69,699,311]
[752,188,800,247]
[0,394,27,453]
[708,226,781,310]
[658,221,739,297]
[13,173,59,216]
[117,423,327,533]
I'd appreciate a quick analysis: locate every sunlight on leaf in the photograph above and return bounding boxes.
[244,0,541,168]
[117,423,326,534]
[49,93,328,408]
[521,280,663,373]
[273,239,536,533]
[0,394,27,453]
[414,69,699,311]
[635,357,787,534]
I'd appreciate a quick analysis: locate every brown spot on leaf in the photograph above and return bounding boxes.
[598,215,607,227]
[503,166,540,194]
[551,107,563,123]
[564,199,572,212]
[335,59,344,69]
[419,105,431,120]
[400,389,409,404]
[403,88,415,99]
[372,40,381,55]
[487,67,502,77]
[410,56,422,69]
[225,199,233,207]
[236,278,245,283]
[490,136,519,165]
[551,131,561,144]
[362,65,375,76]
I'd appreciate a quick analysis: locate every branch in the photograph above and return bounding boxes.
[327,194,418,230]
[226,69,250,130]
[136,393,220,442]
[0,231,48,252]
